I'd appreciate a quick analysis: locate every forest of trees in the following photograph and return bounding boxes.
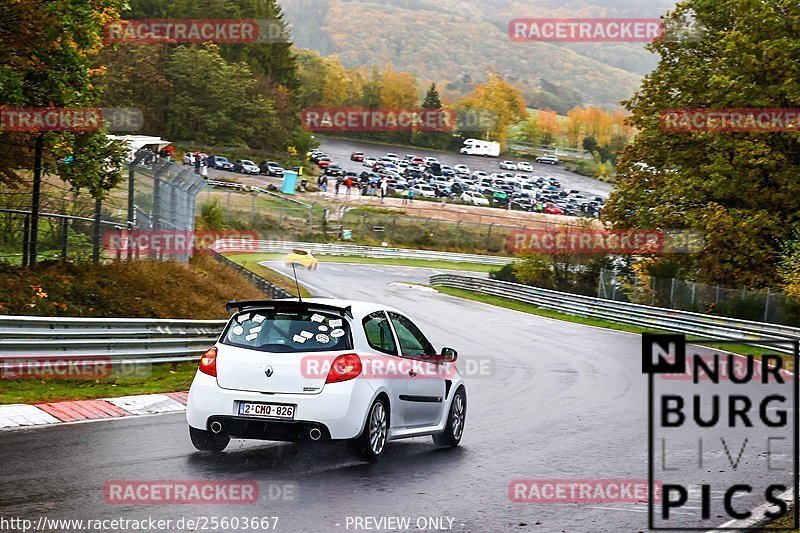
[98,0,313,154]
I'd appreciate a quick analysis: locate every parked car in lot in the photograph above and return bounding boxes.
[454,164,470,175]
[234,159,260,175]
[411,157,425,165]
[207,155,234,171]
[411,184,436,198]
[471,171,487,181]
[350,151,365,162]
[186,299,466,461]
[517,161,533,172]
[317,157,332,169]
[536,155,561,165]
[324,164,344,177]
[543,202,565,215]
[310,152,328,163]
[259,161,285,177]
[423,156,439,165]
[460,191,490,206]
[499,160,517,170]
[363,157,377,168]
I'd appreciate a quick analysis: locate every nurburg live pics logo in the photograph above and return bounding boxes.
[642,333,799,530]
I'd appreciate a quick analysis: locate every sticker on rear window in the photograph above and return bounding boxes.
[330,328,345,338]
[310,313,325,323]
[300,331,314,339]
[292,334,307,343]
[249,326,262,334]
[329,319,343,328]
[232,325,244,335]
[252,314,265,324]
[316,333,330,343]
[318,325,329,332]
[245,333,258,341]
[237,313,251,323]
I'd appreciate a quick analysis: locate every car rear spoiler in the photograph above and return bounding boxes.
[225,300,353,319]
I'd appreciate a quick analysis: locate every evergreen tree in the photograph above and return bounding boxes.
[422,83,442,109]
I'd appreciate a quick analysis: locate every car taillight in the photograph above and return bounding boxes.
[326,353,362,384]
[199,347,218,377]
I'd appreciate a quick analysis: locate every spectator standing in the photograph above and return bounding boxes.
[193,152,201,174]
[345,177,352,196]
[200,156,208,179]
[335,178,341,195]
[380,179,388,203]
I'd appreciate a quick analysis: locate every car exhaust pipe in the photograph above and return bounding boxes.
[210,421,223,434]
[309,428,322,441]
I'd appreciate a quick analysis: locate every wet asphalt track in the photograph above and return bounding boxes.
[0,263,793,533]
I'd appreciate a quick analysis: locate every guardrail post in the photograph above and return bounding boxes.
[278,203,284,228]
[486,223,495,249]
[764,288,771,322]
[250,195,256,224]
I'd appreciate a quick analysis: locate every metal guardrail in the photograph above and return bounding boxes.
[0,254,292,367]
[210,240,514,266]
[430,275,800,353]
[0,316,225,364]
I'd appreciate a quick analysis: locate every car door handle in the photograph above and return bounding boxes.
[408,370,417,377]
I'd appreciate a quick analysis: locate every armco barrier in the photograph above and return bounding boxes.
[430,274,800,353]
[0,316,225,364]
[210,240,513,266]
[0,255,293,367]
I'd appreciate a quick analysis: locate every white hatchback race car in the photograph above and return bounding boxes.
[187,299,467,462]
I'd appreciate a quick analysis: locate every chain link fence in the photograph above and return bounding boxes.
[0,150,206,264]
[597,268,800,326]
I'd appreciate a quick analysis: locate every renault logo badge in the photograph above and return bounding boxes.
[265,366,274,377]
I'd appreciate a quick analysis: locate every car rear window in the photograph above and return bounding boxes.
[222,309,352,353]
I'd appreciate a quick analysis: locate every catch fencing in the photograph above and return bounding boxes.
[0,150,206,265]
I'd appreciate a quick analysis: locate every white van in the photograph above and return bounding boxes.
[460,139,500,157]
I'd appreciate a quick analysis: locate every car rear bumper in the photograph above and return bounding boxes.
[186,371,375,440]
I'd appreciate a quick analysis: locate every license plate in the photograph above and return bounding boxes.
[238,402,296,420]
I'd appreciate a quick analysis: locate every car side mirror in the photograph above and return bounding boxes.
[441,347,458,362]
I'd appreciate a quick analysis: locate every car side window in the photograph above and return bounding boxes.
[363,312,397,355]
[388,312,434,357]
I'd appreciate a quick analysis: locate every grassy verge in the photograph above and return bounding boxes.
[434,286,788,361]
[224,252,500,273]
[0,254,264,319]
[0,362,199,405]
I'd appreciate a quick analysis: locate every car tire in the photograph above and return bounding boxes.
[349,398,389,463]
[189,426,230,452]
[432,387,466,448]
